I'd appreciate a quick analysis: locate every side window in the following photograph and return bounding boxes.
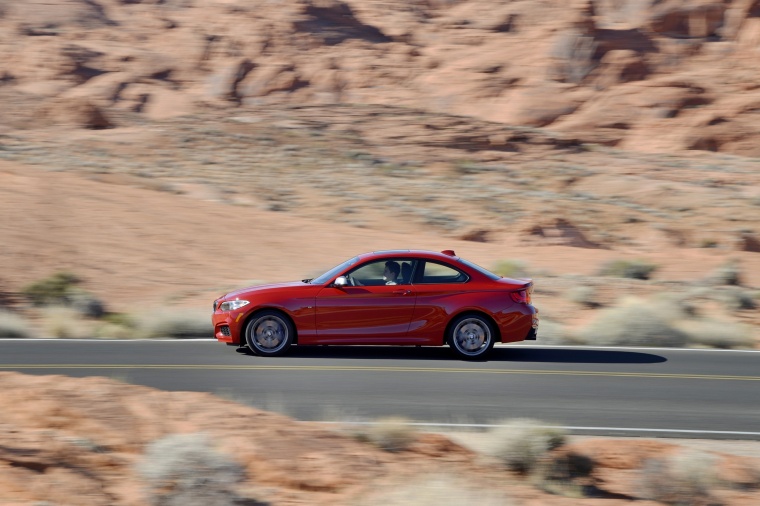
[419,261,469,284]
[349,259,407,286]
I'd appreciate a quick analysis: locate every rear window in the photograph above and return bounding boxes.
[456,258,501,280]
[418,261,469,284]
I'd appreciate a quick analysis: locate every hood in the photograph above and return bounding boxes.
[221,281,307,300]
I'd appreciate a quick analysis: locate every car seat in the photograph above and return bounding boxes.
[400,262,412,284]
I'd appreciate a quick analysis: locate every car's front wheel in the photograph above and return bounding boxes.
[447,314,495,360]
[245,310,294,357]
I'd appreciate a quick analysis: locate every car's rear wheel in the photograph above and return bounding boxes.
[448,314,495,360]
[245,310,294,357]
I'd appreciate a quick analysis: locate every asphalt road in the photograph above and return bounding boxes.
[2,340,759,440]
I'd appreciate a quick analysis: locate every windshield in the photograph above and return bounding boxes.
[457,257,501,280]
[310,256,359,284]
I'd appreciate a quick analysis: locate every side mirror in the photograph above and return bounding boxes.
[333,276,348,287]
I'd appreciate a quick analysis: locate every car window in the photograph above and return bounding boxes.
[456,257,501,280]
[418,261,469,284]
[311,256,359,284]
[348,259,411,286]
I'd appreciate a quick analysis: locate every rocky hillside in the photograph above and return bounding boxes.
[1,0,760,155]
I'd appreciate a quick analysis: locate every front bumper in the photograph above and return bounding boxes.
[212,310,244,345]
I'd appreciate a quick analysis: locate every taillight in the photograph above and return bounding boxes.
[510,290,528,304]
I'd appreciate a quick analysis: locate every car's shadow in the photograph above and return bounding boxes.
[239,346,667,364]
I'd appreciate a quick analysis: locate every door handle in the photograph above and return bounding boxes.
[392,289,411,295]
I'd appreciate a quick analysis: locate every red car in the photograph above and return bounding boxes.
[212,250,538,359]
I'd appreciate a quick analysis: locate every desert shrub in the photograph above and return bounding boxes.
[715,287,756,311]
[136,309,213,339]
[488,419,566,474]
[565,286,601,308]
[674,319,754,349]
[535,451,595,498]
[598,259,658,280]
[21,272,106,317]
[352,417,417,452]
[580,297,689,347]
[68,288,106,318]
[0,310,32,338]
[137,433,249,506]
[491,259,529,278]
[21,271,81,306]
[41,306,92,339]
[639,450,717,505]
[355,474,513,506]
[535,319,578,345]
[708,259,742,286]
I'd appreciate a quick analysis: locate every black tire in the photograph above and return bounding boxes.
[245,310,294,357]
[447,314,495,360]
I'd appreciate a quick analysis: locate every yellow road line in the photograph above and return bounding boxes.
[0,364,758,381]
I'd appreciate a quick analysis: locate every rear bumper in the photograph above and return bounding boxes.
[525,310,539,340]
[497,305,538,343]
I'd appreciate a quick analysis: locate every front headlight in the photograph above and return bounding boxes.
[219,300,250,312]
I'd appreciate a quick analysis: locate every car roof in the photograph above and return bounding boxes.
[360,250,459,261]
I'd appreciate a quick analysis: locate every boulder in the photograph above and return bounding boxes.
[39,97,114,129]
[645,0,728,38]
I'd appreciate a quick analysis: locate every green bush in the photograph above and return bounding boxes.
[22,271,81,306]
[598,259,658,280]
[21,272,105,317]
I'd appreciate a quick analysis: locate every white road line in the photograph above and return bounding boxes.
[314,421,760,437]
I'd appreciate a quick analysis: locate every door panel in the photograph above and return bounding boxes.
[315,285,417,343]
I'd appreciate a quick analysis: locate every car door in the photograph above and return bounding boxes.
[314,259,418,344]
[407,260,471,344]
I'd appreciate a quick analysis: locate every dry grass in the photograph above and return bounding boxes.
[0,310,32,338]
[351,417,418,453]
[639,450,718,505]
[598,259,658,280]
[137,433,248,506]
[578,293,757,349]
[134,309,213,339]
[578,296,690,347]
[40,306,93,339]
[674,319,755,349]
[487,419,567,474]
